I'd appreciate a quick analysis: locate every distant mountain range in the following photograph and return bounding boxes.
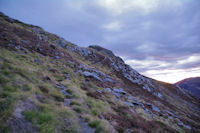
[175,77,200,98]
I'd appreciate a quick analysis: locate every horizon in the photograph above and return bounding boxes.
[0,0,199,83]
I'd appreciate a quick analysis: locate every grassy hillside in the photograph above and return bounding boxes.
[0,12,200,133]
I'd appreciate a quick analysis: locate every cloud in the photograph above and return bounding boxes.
[103,21,121,31]
[0,0,200,83]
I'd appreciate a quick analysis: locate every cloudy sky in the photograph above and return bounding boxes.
[0,0,200,83]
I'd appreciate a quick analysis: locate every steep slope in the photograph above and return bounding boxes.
[0,12,200,133]
[175,77,200,99]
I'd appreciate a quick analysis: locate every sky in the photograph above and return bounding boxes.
[0,0,200,83]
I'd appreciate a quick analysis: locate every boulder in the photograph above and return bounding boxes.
[105,88,111,93]
[113,88,126,95]
[82,71,102,82]
[122,101,134,107]
[152,106,160,112]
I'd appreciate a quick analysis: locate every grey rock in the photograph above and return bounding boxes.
[55,55,60,59]
[105,88,112,92]
[104,77,114,83]
[34,59,42,64]
[8,43,15,47]
[178,121,191,129]
[60,52,64,57]
[21,40,29,45]
[143,84,152,92]
[7,98,38,133]
[64,73,70,79]
[144,108,151,114]
[64,99,72,107]
[122,101,134,107]
[15,45,21,50]
[96,90,102,93]
[164,110,177,118]
[55,83,67,90]
[112,92,121,98]
[82,71,102,82]
[157,92,162,98]
[79,118,95,133]
[36,43,40,47]
[152,106,160,112]
[113,88,126,94]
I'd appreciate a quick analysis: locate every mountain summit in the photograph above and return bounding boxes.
[0,12,200,133]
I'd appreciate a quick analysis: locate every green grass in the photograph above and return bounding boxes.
[73,106,83,113]
[22,104,75,133]
[0,47,111,133]
[70,101,81,106]
[85,97,110,116]
[95,126,104,133]
[23,110,56,133]
[88,120,101,128]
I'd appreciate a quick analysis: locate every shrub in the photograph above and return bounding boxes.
[95,126,104,133]
[73,106,83,113]
[3,84,17,92]
[88,120,101,128]
[22,84,32,91]
[70,101,81,106]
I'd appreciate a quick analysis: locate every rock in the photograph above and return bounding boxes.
[8,43,15,47]
[96,90,102,93]
[143,84,152,92]
[64,99,72,107]
[89,45,114,57]
[144,108,151,114]
[21,40,29,45]
[122,101,134,107]
[15,45,21,50]
[79,118,95,133]
[64,73,70,79]
[104,77,114,83]
[55,83,67,90]
[152,106,160,112]
[178,121,191,129]
[34,59,42,64]
[125,96,143,106]
[113,88,126,95]
[163,110,177,118]
[34,94,46,103]
[7,98,38,133]
[55,56,60,59]
[82,71,102,82]
[36,43,40,47]
[153,92,163,98]
[105,88,112,92]
[111,88,127,98]
[60,89,68,96]
[112,92,121,98]
[60,52,64,57]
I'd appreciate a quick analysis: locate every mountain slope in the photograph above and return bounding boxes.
[175,77,200,99]
[0,12,200,133]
